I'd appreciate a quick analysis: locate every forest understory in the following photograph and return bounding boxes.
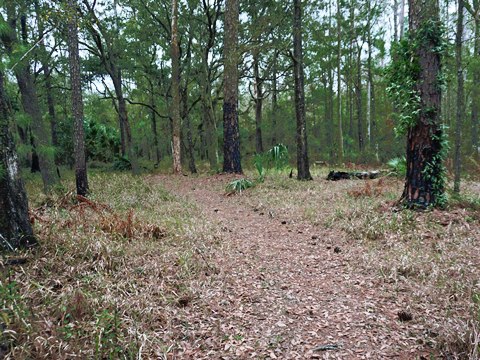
[1,167,480,359]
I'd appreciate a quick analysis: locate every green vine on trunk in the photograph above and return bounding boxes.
[386,19,449,208]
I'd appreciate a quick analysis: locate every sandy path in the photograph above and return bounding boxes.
[158,174,430,359]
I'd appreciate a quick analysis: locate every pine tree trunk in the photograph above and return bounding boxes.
[399,0,406,38]
[337,0,344,163]
[472,16,480,158]
[0,71,36,251]
[402,0,444,208]
[35,0,58,152]
[393,0,399,42]
[356,48,364,152]
[453,0,464,193]
[253,50,264,154]
[293,0,312,180]
[2,5,59,193]
[366,1,376,149]
[182,33,197,174]
[223,0,242,173]
[271,51,279,146]
[111,67,137,173]
[67,0,89,196]
[171,0,182,174]
[149,81,161,164]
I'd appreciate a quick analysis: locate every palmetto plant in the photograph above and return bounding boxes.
[227,144,289,194]
[225,178,254,194]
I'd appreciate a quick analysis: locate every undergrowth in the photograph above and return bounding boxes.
[240,170,480,358]
[0,171,219,358]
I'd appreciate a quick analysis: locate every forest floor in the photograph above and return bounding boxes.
[1,168,480,359]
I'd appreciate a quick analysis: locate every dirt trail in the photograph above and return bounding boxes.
[158,175,429,359]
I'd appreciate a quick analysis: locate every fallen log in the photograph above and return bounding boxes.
[327,170,381,181]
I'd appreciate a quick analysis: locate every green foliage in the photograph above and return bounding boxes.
[266,144,289,170]
[423,125,449,208]
[385,38,421,136]
[112,155,132,171]
[253,154,266,183]
[0,276,30,353]
[386,19,449,208]
[253,144,290,182]
[85,119,120,163]
[386,20,448,137]
[225,178,254,194]
[387,156,406,177]
[94,308,125,359]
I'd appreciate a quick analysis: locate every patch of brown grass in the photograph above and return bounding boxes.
[240,169,480,358]
[1,172,220,359]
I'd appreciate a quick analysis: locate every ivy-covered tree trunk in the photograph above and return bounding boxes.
[67,0,89,196]
[402,0,445,208]
[223,0,242,174]
[0,70,36,251]
[293,0,312,181]
[171,0,182,175]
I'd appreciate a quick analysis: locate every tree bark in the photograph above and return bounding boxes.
[34,0,59,151]
[223,0,242,173]
[293,0,312,180]
[399,0,406,39]
[453,0,464,193]
[111,67,138,173]
[402,0,444,208]
[2,5,59,193]
[253,48,264,154]
[366,0,376,149]
[470,6,480,158]
[148,80,161,164]
[336,0,344,163]
[67,0,89,196]
[0,70,37,251]
[355,46,364,152]
[181,32,197,174]
[171,0,182,174]
[271,51,279,146]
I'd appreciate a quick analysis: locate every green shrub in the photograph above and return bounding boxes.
[387,156,407,177]
[225,178,254,194]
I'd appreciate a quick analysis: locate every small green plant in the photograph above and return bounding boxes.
[225,178,254,194]
[267,144,289,170]
[94,308,124,359]
[0,276,30,352]
[387,156,407,177]
[112,155,132,171]
[253,154,266,183]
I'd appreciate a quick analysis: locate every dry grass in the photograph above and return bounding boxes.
[1,171,221,359]
[241,168,480,359]
[2,168,480,359]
